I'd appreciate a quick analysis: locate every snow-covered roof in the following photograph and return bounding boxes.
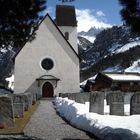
[80,74,97,86]
[105,73,140,82]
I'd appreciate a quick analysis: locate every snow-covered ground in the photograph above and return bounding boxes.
[125,59,140,73]
[115,40,140,54]
[104,65,122,72]
[81,35,95,43]
[6,75,14,90]
[55,97,140,140]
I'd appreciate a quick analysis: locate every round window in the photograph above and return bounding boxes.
[41,58,54,70]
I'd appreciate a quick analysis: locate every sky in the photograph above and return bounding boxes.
[45,0,123,32]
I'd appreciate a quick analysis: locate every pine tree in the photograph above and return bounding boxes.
[0,0,46,49]
[119,0,140,34]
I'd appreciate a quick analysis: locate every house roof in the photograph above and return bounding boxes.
[13,7,80,61]
[55,5,77,26]
[99,72,140,82]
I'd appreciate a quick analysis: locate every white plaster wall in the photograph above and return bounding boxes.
[58,26,78,53]
[14,16,80,96]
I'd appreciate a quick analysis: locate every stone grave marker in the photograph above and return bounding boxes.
[109,92,124,116]
[89,92,104,114]
[0,96,15,128]
[130,93,140,115]
[13,92,33,111]
[75,92,90,104]
[68,93,76,101]
[13,103,24,118]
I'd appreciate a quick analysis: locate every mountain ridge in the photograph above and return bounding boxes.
[78,25,140,82]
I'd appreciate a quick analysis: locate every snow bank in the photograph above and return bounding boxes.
[55,97,140,140]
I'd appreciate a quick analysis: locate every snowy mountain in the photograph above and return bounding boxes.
[78,27,103,43]
[79,25,140,81]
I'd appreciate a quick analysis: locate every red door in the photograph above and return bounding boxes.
[42,82,54,97]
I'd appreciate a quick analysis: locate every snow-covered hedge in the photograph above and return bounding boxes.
[55,97,140,140]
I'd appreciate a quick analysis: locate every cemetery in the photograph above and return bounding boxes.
[0,90,140,132]
[0,92,39,133]
[56,92,140,140]
[59,91,140,116]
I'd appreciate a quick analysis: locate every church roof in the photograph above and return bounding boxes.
[13,12,80,61]
[55,5,77,26]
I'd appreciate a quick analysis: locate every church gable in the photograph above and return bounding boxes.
[14,12,80,94]
[43,14,79,63]
[15,13,79,64]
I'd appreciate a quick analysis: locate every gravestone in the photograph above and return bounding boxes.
[106,93,110,105]
[109,92,124,116]
[24,92,33,110]
[61,93,68,98]
[124,92,134,104]
[0,96,15,128]
[130,93,140,115]
[89,92,104,114]
[68,93,76,101]
[75,92,90,104]
[13,103,24,118]
[59,93,63,97]
[12,92,33,111]
[32,92,37,104]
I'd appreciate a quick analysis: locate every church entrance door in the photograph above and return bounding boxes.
[42,82,54,97]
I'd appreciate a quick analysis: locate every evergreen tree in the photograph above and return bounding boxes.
[119,0,140,34]
[0,0,46,49]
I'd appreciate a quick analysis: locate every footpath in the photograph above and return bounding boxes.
[24,99,96,140]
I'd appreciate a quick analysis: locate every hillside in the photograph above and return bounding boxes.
[79,25,140,81]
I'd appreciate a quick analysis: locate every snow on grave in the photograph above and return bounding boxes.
[55,97,140,140]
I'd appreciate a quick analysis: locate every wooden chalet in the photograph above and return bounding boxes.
[90,72,140,92]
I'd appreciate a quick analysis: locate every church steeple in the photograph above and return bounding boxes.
[55,5,77,27]
[55,5,78,53]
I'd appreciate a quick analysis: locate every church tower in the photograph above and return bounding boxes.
[55,5,78,53]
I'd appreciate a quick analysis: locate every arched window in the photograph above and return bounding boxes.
[65,32,69,40]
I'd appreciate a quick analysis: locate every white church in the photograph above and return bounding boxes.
[14,5,80,97]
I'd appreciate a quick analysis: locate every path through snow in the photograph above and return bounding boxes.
[24,99,96,140]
